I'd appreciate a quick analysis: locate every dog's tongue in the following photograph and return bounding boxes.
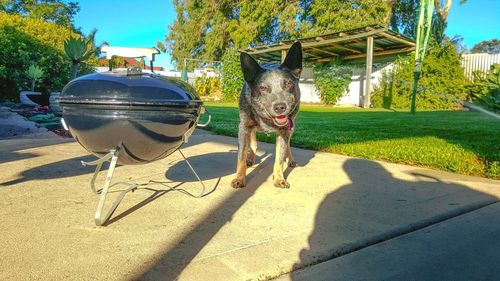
[276,115,287,123]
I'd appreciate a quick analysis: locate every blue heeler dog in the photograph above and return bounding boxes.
[231,42,302,189]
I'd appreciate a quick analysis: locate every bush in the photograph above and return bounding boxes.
[194,74,222,100]
[467,64,500,112]
[313,62,352,105]
[0,13,94,100]
[371,39,468,110]
[221,49,244,102]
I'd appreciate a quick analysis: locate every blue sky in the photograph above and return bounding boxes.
[74,0,500,70]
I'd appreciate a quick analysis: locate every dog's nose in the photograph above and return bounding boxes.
[273,103,287,115]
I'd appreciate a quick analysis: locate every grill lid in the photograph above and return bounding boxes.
[59,70,201,107]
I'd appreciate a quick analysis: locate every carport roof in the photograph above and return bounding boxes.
[244,25,415,63]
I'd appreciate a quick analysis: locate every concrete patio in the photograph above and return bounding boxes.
[1,106,499,280]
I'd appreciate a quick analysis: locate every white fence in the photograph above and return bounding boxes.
[462,53,500,79]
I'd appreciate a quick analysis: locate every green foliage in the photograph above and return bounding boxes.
[221,49,244,102]
[26,64,44,91]
[371,39,467,110]
[0,12,93,100]
[471,39,500,54]
[313,62,352,105]
[194,74,221,99]
[468,64,500,111]
[0,0,80,28]
[64,28,103,79]
[164,0,390,67]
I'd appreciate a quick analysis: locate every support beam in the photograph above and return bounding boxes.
[330,43,362,54]
[308,47,339,56]
[345,47,415,60]
[281,49,287,63]
[248,27,387,55]
[380,32,416,46]
[363,36,374,108]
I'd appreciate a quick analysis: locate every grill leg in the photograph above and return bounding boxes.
[178,149,206,198]
[81,148,137,226]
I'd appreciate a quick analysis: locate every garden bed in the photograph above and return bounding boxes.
[1,101,71,138]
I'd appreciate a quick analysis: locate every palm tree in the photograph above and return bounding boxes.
[64,28,105,79]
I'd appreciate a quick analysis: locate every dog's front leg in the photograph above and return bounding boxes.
[273,133,290,188]
[231,122,250,188]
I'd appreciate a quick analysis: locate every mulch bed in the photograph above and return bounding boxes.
[1,101,72,138]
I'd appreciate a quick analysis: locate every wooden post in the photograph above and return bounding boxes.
[281,49,287,63]
[363,36,374,108]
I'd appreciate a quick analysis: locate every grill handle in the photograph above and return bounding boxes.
[197,107,211,128]
[101,45,160,72]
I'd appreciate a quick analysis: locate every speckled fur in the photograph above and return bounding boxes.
[231,42,303,189]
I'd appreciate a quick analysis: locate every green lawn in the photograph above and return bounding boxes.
[202,102,500,179]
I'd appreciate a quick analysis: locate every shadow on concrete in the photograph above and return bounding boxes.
[0,155,96,186]
[138,145,315,280]
[0,137,71,165]
[291,159,497,280]
[0,151,40,165]
[165,150,238,182]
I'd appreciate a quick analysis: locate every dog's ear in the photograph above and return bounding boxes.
[240,52,263,84]
[282,41,303,79]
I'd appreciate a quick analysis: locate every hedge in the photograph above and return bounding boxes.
[371,39,468,110]
[0,12,93,100]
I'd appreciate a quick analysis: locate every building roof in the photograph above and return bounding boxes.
[244,25,415,64]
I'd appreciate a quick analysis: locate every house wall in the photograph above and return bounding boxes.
[299,63,393,106]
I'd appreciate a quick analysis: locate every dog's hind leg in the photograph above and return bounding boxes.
[273,134,290,188]
[247,127,257,167]
[231,123,250,188]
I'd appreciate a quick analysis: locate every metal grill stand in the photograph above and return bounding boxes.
[81,147,207,226]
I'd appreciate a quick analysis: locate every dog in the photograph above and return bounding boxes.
[231,42,302,189]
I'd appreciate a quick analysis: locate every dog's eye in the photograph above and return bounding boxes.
[283,80,294,90]
[259,86,270,93]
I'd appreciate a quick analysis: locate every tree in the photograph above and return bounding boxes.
[64,29,104,79]
[471,39,500,54]
[386,0,466,41]
[165,0,391,68]
[0,0,79,28]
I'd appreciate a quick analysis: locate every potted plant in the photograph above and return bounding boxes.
[19,64,46,106]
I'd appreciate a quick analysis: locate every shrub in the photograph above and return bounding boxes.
[313,62,352,105]
[467,64,500,112]
[26,65,44,91]
[221,49,244,102]
[194,74,222,99]
[0,13,94,100]
[371,39,468,110]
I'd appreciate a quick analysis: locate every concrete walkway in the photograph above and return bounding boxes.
[0,106,499,281]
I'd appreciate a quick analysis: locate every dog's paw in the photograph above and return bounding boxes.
[288,160,297,168]
[231,178,245,188]
[274,179,290,189]
[246,159,254,167]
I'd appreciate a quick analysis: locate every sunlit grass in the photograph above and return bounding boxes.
[203,102,500,179]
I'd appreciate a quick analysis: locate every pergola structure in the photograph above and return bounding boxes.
[244,25,415,107]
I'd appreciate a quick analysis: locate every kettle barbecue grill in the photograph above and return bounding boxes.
[58,46,211,226]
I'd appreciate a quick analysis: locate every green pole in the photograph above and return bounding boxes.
[411,0,434,114]
[411,59,421,114]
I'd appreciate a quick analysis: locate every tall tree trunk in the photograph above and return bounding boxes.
[71,63,78,80]
[31,78,36,92]
[435,0,452,21]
